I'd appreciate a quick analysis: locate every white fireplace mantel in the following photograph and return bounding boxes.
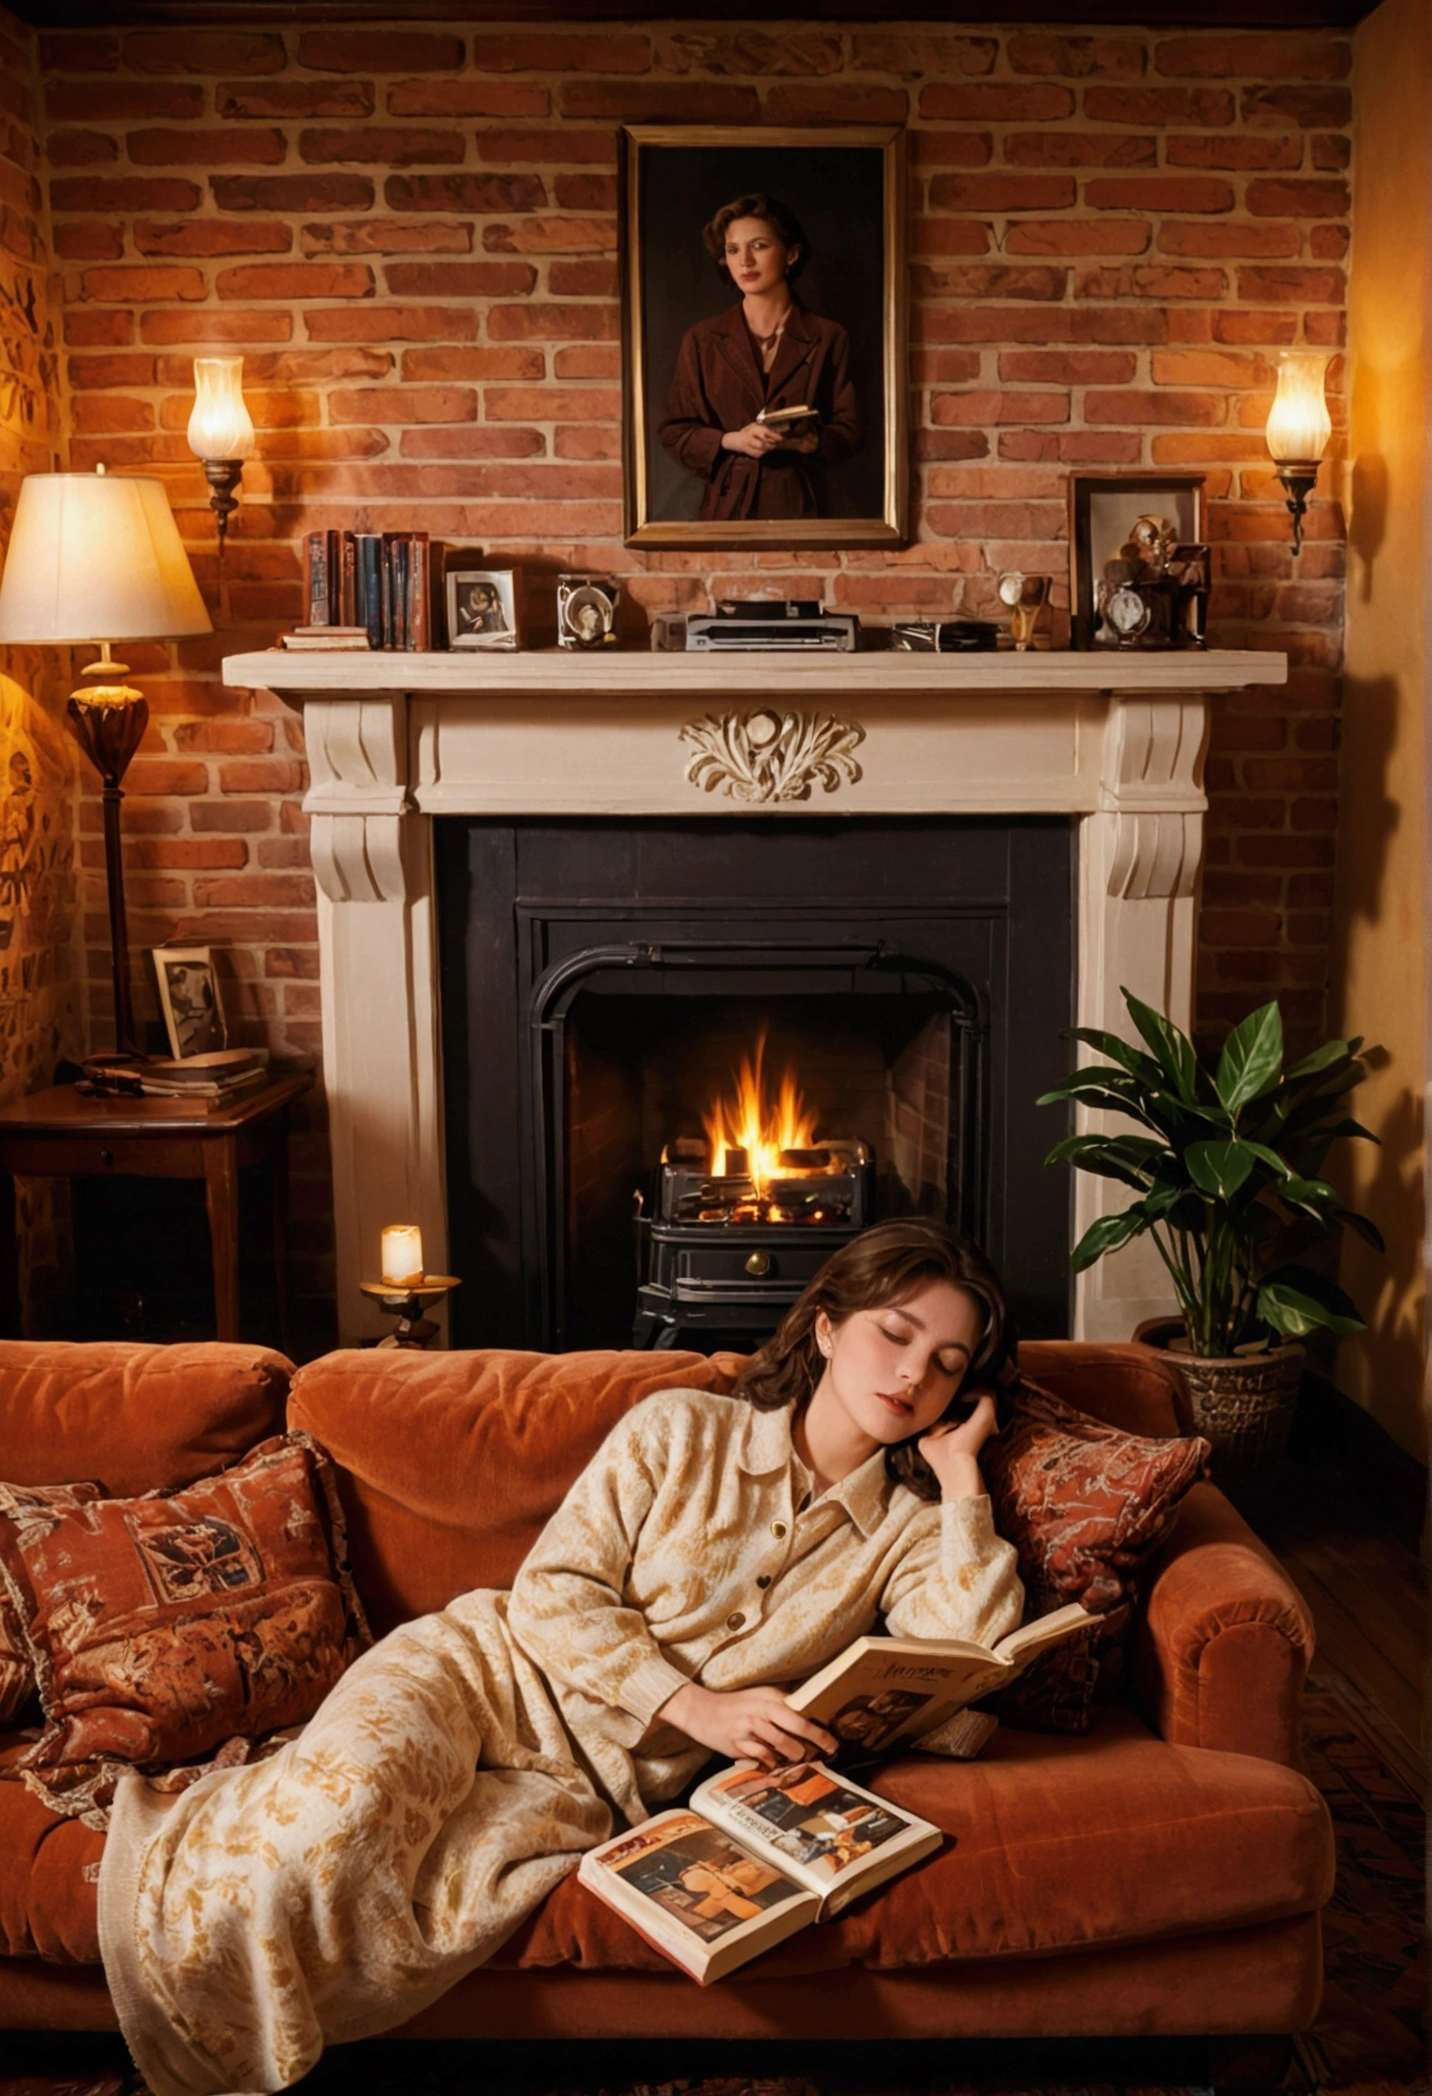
[224,647,1287,1344]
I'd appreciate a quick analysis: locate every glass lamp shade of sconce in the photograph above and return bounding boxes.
[1265,352,1331,556]
[187,356,256,545]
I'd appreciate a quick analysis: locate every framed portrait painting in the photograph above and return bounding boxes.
[621,125,908,551]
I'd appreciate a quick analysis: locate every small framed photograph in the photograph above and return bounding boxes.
[557,573,620,649]
[446,569,519,650]
[151,946,227,1060]
[1068,473,1205,650]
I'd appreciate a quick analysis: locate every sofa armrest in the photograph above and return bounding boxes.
[1131,1480,1315,1768]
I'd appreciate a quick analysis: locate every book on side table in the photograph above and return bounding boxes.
[579,1601,1093,1982]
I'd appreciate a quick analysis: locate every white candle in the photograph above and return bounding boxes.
[381,1224,423,1287]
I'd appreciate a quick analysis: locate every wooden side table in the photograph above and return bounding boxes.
[0,1073,313,1352]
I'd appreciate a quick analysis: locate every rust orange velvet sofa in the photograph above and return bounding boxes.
[0,1336,1334,2050]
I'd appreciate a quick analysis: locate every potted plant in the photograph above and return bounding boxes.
[1039,989,1382,1481]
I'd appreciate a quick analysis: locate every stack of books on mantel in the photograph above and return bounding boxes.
[80,1049,272,1103]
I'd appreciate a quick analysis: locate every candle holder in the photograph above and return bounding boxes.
[358,1277,461,1349]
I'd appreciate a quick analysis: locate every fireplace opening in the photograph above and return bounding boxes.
[436,816,1074,1355]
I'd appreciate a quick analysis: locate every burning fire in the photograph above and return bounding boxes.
[703,1032,819,1195]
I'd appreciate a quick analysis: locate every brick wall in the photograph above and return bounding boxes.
[31,19,1352,1319]
[0,4,80,1327]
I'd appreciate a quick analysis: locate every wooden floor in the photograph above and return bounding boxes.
[1257,1454,1426,1798]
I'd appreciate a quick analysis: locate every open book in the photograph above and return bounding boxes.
[578,1759,940,1984]
[757,402,820,431]
[785,1600,1095,1761]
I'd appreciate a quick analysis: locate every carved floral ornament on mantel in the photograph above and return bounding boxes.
[679,708,866,804]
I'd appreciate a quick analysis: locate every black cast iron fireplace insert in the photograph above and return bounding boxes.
[436,818,1075,1354]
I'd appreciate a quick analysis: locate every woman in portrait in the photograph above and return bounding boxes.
[658,192,861,522]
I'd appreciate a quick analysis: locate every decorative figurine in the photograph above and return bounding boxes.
[558,574,620,649]
[1094,514,1209,650]
[996,571,1052,651]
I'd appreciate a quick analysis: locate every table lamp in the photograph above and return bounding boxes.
[0,467,213,1054]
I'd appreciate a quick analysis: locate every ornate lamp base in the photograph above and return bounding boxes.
[358,1276,461,1349]
[1274,462,1319,556]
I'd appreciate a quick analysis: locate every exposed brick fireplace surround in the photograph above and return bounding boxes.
[1,13,1350,1342]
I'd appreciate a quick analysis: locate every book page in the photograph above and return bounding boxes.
[788,1640,1008,1752]
[692,1761,940,1910]
[580,1812,814,1981]
[992,1600,1096,1667]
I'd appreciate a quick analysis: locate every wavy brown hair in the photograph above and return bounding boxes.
[730,1220,1019,1502]
[701,192,810,284]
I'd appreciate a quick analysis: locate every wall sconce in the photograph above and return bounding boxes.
[187,356,255,548]
[1265,351,1331,558]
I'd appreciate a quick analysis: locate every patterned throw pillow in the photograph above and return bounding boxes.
[0,1432,370,1769]
[981,1380,1209,1733]
[0,1482,106,1725]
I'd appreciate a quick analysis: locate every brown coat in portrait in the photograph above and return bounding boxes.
[658,302,861,522]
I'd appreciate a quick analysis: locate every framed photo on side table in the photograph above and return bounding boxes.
[446,569,520,650]
[1069,473,1205,649]
[621,124,907,551]
[151,946,227,1060]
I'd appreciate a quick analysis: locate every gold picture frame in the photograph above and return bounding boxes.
[621,124,908,552]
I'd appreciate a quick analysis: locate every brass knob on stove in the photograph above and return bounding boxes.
[744,1250,771,1277]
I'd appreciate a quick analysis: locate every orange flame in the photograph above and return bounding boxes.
[703,1031,818,1195]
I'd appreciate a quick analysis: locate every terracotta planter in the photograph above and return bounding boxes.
[1133,1319,1305,1488]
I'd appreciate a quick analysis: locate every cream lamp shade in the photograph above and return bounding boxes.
[0,469,212,644]
[187,357,256,464]
[1265,352,1332,467]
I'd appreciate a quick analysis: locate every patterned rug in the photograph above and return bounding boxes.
[1,1688,1423,2096]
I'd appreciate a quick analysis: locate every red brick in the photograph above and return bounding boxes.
[914,264,1068,303]
[1235,835,1335,869]
[176,720,274,753]
[655,29,842,76]
[140,309,294,344]
[1237,265,1345,303]
[298,128,467,167]
[1309,226,1350,262]
[38,31,119,69]
[849,33,997,77]
[488,302,619,342]
[998,349,1137,383]
[79,264,207,302]
[51,175,201,212]
[129,838,253,872]
[554,345,621,379]
[911,133,995,170]
[483,216,614,255]
[925,464,1063,499]
[1086,175,1235,212]
[194,873,316,908]
[1077,263,1227,300]
[46,130,118,167]
[301,218,473,256]
[329,385,475,424]
[484,385,619,422]
[69,395,155,434]
[1006,220,1151,256]
[912,220,993,258]
[549,259,618,298]
[218,759,306,794]
[1201,871,1284,905]
[911,349,985,385]
[402,345,542,381]
[399,426,545,459]
[135,218,292,257]
[123,30,286,74]
[125,759,209,796]
[556,174,614,212]
[1086,387,1225,425]
[384,172,547,214]
[469,31,652,72]
[1286,872,1335,906]
[1246,178,1350,218]
[64,312,135,346]
[1158,222,1300,258]
[554,425,619,460]
[1213,309,1299,345]
[46,80,203,122]
[765,86,909,124]
[1302,310,1346,348]
[213,175,376,216]
[296,32,465,73]
[1311,135,1352,172]
[557,82,760,121]
[925,500,1066,538]
[55,221,123,261]
[1152,348,1272,386]
[1199,908,1283,947]
[387,80,549,118]
[216,262,374,301]
[301,303,478,343]
[384,261,535,296]
[920,82,1075,122]
[219,80,376,120]
[128,127,287,167]
[265,947,320,979]
[932,389,1068,426]
[1240,84,1352,128]
[474,129,615,166]
[1084,86,1235,126]
[923,304,1168,346]
[1003,130,1156,167]
[1154,36,1351,81]
[927,173,1076,212]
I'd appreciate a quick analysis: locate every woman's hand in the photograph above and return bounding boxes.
[918,1392,999,1502]
[657,1681,838,1769]
[721,420,785,459]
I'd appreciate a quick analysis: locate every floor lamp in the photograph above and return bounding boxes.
[0,468,213,1055]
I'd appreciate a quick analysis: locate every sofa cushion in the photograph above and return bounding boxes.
[287,1348,746,1632]
[496,1706,1333,1974]
[0,1486,104,1725]
[0,1434,369,1770]
[1015,1341,1184,1440]
[0,1341,292,1497]
[0,1772,106,1964]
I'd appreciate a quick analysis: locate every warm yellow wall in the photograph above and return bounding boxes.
[1332,0,1430,1460]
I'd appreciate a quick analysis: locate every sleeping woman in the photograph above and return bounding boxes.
[100,1220,1023,2095]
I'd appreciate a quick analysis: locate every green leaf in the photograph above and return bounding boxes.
[1258,1277,1364,1338]
[1243,1141,1295,1180]
[1068,1028,1164,1085]
[1277,1174,1340,1210]
[1338,1209,1386,1253]
[1121,987,1200,1102]
[1185,1140,1259,1200]
[1284,1038,1357,1081]
[1044,1134,1165,1190]
[1070,1206,1148,1272]
[1214,1001,1284,1114]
